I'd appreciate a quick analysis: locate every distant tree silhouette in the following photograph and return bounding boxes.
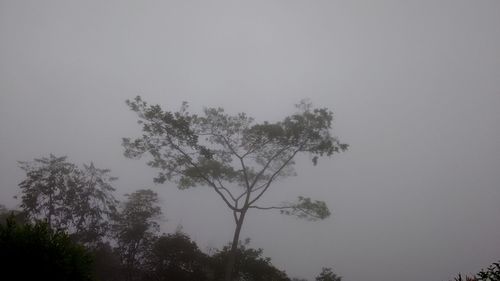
[145,232,210,281]
[17,154,118,246]
[315,267,342,281]
[477,261,500,281]
[123,97,347,280]
[211,240,290,281]
[0,216,94,281]
[452,260,500,281]
[112,189,162,281]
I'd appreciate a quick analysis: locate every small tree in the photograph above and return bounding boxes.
[112,189,162,281]
[17,154,118,246]
[123,97,348,280]
[145,232,210,281]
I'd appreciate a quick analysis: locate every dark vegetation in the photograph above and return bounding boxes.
[0,154,336,281]
[0,99,497,280]
[122,97,347,281]
[451,262,500,281]
[0,216,93,281]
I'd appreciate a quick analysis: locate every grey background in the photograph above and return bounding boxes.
[1,1,499,280]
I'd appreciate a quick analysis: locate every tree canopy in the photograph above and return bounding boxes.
[123,97,348,280]
[17,154,118,246]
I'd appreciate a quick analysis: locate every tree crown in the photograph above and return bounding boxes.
[123,97,347,220]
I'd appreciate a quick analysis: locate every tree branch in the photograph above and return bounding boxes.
[247,144,293,191]
[215,178,237,203]
[163,134,240,212]
[248,204,325,220]
[248,145,304,206]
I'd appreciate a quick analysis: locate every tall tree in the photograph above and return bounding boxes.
[123,97,348,281]
[112,189,162,281]
[17,154,118,246]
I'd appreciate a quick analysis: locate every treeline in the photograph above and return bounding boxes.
[1,154,497,281]
[0,154,340,281]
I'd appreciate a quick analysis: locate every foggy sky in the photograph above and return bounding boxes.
[1,1,500,280]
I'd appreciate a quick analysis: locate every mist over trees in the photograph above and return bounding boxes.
[17,154,118,246]
[0,99,498,281]
[123,97,347,281]
[3,154,311,280]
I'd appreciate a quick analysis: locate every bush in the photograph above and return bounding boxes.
[0,216,94,281]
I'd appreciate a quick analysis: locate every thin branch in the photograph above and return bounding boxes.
[249,204,323,220]
[163,133,240,212]
[215,133,253,192]
[248,145,304,206]
[248,205,291,210]
[241,138,273,158]
[215,178,237,203]
[247,144,294,190]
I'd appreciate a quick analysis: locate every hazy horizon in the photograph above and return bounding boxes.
[1,1,499,280]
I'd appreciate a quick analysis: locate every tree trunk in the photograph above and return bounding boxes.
[224,210,247,281]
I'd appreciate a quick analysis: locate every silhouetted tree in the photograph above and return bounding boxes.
[452,260,500,281]
[477,261,500,281]
[0,216,94,281]
[145,232,210,281]
[17,154,118,246]
[123,97,347,280]
[211,240,290,281]
[315,267,342,281]
[112,189,162,281]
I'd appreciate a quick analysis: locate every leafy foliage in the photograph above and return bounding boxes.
[452,261,500,281]
[211,240,291,281]
[123,97,346,216]
[112,189,162,281]
[0,216,94,281]
[123,97,347,280]
[477,261,500,281]
[17,154,118,245]
[315,267,342,281]
[145,232,210,281]
[279,196,331,221]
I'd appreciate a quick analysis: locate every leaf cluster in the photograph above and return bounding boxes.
[123,97,347,219]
